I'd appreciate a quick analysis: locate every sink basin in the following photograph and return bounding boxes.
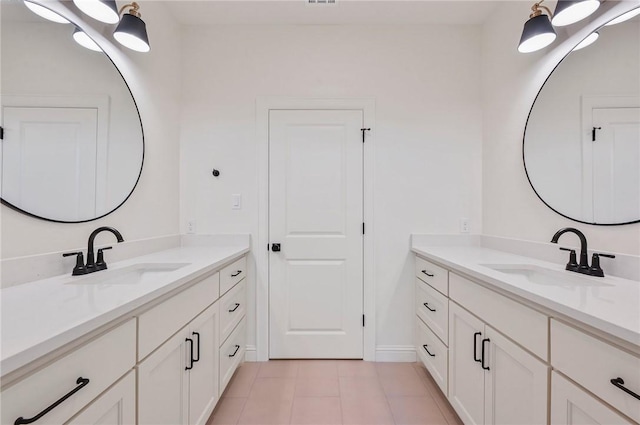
[480,264,612,287]
[65,263,190,286]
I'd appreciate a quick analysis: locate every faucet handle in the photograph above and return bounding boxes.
[589,253,615,277]
[559,247,579,271]
[62,252,87,276]
[96,247,113,271]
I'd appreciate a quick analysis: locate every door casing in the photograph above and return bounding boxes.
[256,97,376,361]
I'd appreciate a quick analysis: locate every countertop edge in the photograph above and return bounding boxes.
[411,246,640,349]
[1,246,250,380]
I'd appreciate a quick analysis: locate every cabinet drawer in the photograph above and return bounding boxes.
[415,256,448,296]
[220,279,247,344]
[220,256,247,296]
[219,317,246,394]
[416,279,448,345]
[1,320,136,425]
[416,316,448,396]
[67,370,136,425]
[551,371,634,425]
[138,272,219,360]
[449,273,548,360]
[551,320,640,423]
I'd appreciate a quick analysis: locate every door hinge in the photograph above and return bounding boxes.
[362,222,365,235]
[362,314,365,327]
[0,126,4,140]
[361,128,370,143]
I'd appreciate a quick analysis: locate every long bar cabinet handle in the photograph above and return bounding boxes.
[14,377,90,425]
[610,377,640,400]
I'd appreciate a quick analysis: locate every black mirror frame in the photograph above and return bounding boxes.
[0,3,144,224]
[522,10,640,227]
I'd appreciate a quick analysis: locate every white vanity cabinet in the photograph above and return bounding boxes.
[551,320,640,424]
[2,252,249,425]
[1,319,136,425]
[551,372,634,425]
[415,258,450,395]
[138,302,220,425]
[67,371,136,425]
[415,254,548,425]
[448,302,548,425]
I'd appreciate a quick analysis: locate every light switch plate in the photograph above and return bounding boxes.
[232,194,242,210]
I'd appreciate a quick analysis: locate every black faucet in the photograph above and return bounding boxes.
[64,227,124,276]
[550,227,615,277]
[551,227,590,273]
[86,227,124,272]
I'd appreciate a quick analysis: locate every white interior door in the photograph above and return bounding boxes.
[269,109,364,359]
[1,106,98,220]
[592,107,640,223]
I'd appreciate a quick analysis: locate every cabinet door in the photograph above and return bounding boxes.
[66,372,135,425]
[449,302,486,425]
[188,302,220,425]
[483,327,547,425]
[551,372,633,425]
[138,329,189,425]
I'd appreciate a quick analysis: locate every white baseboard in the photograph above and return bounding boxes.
[244,345,257,362]
[375,345,417,362]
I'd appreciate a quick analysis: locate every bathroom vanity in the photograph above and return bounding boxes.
[0,245,249,425]
[413,243,640,425]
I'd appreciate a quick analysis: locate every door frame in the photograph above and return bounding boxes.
[256,97,376,361]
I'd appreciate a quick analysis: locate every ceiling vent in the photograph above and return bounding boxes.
[307,0,336,4]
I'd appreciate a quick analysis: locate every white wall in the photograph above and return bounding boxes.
[0,1,182,259]
[481,1,640,256]
[180,24,483,355]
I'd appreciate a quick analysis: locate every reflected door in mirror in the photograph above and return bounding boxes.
[1,105,106,221]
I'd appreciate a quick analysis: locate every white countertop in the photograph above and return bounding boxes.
[412,245,640,347]
[1,244,249,377]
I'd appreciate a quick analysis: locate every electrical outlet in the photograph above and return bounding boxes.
[460,218,470,233]
[187,220,196,234]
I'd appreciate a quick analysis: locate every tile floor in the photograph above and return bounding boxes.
[207,361,463,425]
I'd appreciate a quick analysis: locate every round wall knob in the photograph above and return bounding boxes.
[212,169,220,177]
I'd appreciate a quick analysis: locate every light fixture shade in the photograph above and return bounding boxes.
[572,31,599,51]
[552,0,600,27]
[73,0,119,24]
[518,14,557,53]
[605,7,640,26]
[114,13,150,52]
[73,27,102,52]
[24,0,70,24]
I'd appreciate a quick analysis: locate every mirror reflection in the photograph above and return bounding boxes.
[1,0,144,222]
[524,12,640,225]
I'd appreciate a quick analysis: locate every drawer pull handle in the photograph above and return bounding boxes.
[610,377,640,400]
[186,338,194,370]
[192,332,201,363]
[14,377,90,425]
[423,302,436,312]
[473,332,482,363]
[231,270,242,277]
[229,303,241,313]
[229,345,240,357]
[421,270,434,277]
[422,344,436,357]
[481,338,490,371]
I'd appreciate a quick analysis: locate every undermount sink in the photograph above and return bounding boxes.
[481,264,612,287]
[65,263,190,286]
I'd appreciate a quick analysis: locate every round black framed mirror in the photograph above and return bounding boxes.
[0,0,144,223]
[523,9,639,226]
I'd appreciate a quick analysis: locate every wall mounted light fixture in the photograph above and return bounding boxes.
[114,2,150,52]
[23,0,70,23]
[518,0,601,53]
[72,0,119,24]
[73,27,103,52]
